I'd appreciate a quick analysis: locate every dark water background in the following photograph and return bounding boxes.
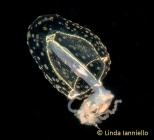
[1,1,153,140]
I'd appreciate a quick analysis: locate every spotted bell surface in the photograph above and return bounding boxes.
[27,14,122,128]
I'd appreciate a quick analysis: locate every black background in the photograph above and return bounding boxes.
[1,1,153,140]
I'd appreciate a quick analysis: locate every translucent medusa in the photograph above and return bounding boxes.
[27,14,122,129]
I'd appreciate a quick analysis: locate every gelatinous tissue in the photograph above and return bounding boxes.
[27,14,122,129]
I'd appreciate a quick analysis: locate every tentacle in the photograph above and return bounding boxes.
[98,114,110,120]
[105,99,122,115]
[67,99,77,113]
[99,99,122,120]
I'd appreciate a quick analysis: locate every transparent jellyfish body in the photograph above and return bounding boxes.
[27,14,122,129]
